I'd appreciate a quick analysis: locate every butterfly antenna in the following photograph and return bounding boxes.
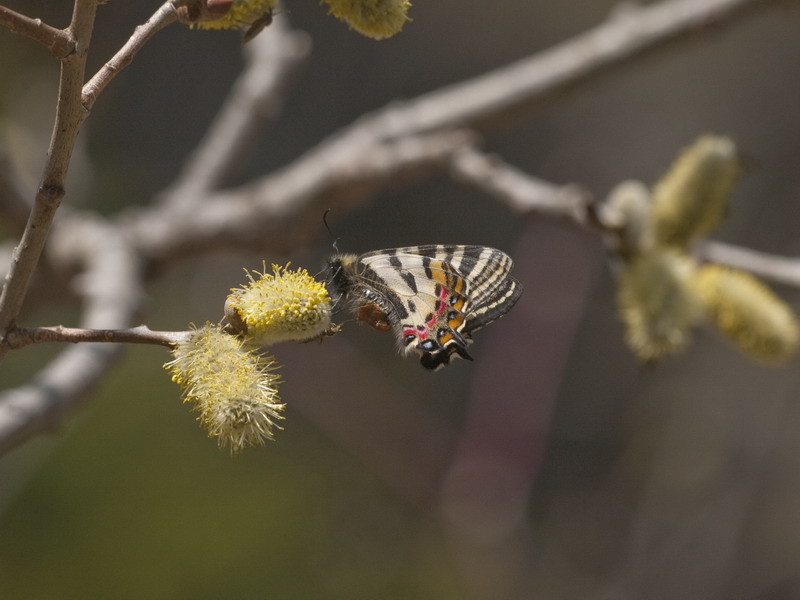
[323,208,341,254]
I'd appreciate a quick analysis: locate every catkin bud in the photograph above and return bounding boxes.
[165,323,284,453]
[176,0,234,24]
[693,264,799,364]
[321,0,412,39]
[650,135,739,248]
[602,180,653,253]
[188,0,276,32]
[617,248,702,361]
[226,264,332,345]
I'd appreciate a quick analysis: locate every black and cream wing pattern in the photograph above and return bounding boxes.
[327,245,523,370]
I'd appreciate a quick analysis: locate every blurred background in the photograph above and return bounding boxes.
[2,0,800,598]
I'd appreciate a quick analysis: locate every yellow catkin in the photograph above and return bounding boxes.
[194,0,277,30]
[226,264,332,345]
[693,264,799,364]
[602,180,653,253]
[165,324,284,452]
[650,135,739,248]
[321,0,412,39]
[617,248,702,361]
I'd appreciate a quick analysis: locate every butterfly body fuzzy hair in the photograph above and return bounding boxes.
[327,245,522,370]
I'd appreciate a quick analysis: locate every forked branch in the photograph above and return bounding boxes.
[82,1,181,110]
[0,4,74,57]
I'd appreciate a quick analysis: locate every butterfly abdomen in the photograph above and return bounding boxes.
[327,254,406,328]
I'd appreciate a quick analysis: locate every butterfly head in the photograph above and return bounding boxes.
[325,254,358,308]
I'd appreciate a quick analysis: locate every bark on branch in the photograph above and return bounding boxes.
[0,4,75,57]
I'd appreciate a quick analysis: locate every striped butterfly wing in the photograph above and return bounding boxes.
[345,245,522,370]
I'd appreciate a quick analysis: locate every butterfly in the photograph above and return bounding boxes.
[327,245,522,370]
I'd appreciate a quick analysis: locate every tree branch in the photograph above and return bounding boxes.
[700,241,800,287]
[127,0,782,260]
[449,145,592,224]
[129,129,476,259]
[0,4,75,58]
[0,214,144,456]
[81,0,180,111]
[449,145,800,288]
[0,0,793,458]
[0,0,98,364]
[5,325,189,349]
[324,0,777,137]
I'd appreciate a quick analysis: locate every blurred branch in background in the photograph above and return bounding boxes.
[0,0,793,468]
[0,212,144,455]
[0,140,30,232]
[165,18,312,196]
[702,240,800,287]
[1,0,800,597]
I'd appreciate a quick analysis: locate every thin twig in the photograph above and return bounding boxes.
[5,325,189,349]
[449,147,800,288]
[81,1,180,111]
[449,146,591,225]
[0,4,75,57]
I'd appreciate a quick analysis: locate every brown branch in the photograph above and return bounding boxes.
[0,0,181,366]
[0,4,75,58]
[81,1,180,111]
[5,324,189,349]
[0,0,98,364]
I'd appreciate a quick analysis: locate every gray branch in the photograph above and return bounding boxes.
[0,0,794,456]
[0,214,144,456]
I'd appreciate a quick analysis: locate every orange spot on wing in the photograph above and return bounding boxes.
[438,331,453,345]
[430,262,449,286]
[448,313,465,330]
[453,276,465,294]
